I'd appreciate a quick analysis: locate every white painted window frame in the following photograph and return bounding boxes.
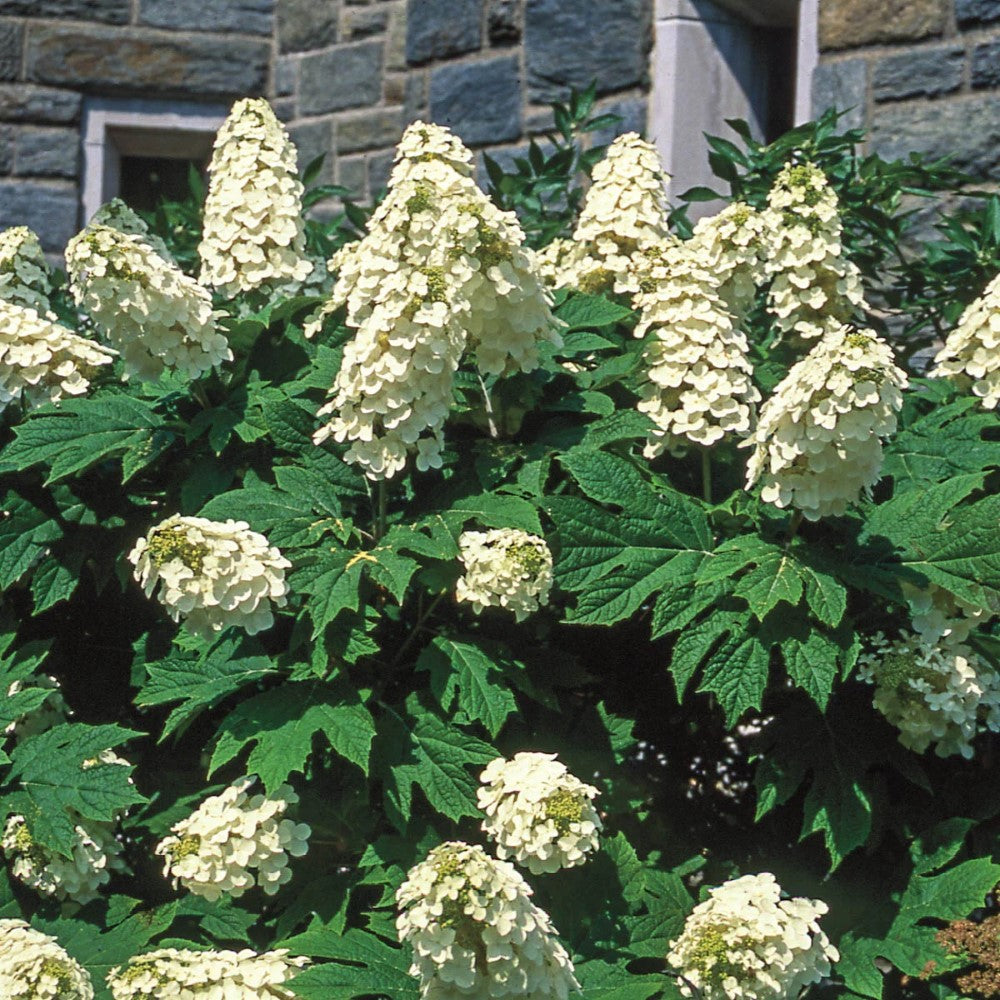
[80,97,228,224]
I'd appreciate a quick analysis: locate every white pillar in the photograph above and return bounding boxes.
[795,0,820,125]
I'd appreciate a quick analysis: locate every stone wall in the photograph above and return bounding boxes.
[0,0,654,251]
[813,0,1000,189]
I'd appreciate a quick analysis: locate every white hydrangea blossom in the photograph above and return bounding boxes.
[128,514,290,638]
[555,133,670,296]
[667,872,838,1000]
[456,528,553,622]
[107,947,308,1000]
[477,752,601,874]
[690,202,768,320]
[857,630,1000,759]
[762,162,866,342]
[155,776,310,901]
[0,227,52,313]
[396,841,579,1000]
[88,198,174,263]
[0,919,95,1000]
[65,224,231,381]
[930,271,1000,409]
[901,582,997,646]
[744,324,908,520]
[0,300,116,413]
[633,240,760,458]
[310,121,558,480]
[4,674,69,743]
[2,813,126,906]
[199,98,312,297]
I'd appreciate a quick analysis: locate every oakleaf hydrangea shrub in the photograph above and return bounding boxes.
[0,94,999,1000]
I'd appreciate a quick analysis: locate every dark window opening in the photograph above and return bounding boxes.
[118,156,204,212]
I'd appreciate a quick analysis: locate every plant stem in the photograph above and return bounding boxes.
[477,372,499,439]
[701,450,712,505]
[374,480,387,542]
[786,509,805,545]
[388,593,445,670]
[191,382,212,410]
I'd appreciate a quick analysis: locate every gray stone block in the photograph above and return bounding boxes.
[139,0,274,35]
[811,59,866,127]
[956,0,1000,25]
[25,25,270,97]
[0,0,129,22]
[430,56,522,146]
[488,0,521,44]
[14,126,78,179]
[337,108,404,153]
[873,46,963,101]
[0,22,22,83]
[406,0,482,64]
[299,41,383,115]
[277,0,338,52]
[869,95,1000,181]
[368,148,394,194]
[0,180,78,252]
[972,38,1000,89]
[0,85,80,124]
[338,155,367,201]
[274,57,297,98]
[525,0,648,102]
[0,127,12,174]
[289,118,335,183]
[344,6,389,38]
[590,97,647,146]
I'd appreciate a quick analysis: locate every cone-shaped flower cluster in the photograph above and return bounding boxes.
[930,271,1000,409]
[0,300,116,413]
[88,198,174,263]
[4,674,69,744]
[155,776,310,901]
[667,873,838,1000]
[129,514,290,638]
[744,324,908,520]
[0,919,95,999]
[107,947,308,1000]
[689,202,768,321]
[456,528,553,622]
[762,162,865,342]
[0,227,52,313]
[65,224,231,381]
[478,752,601,874]
[552,133,671,296]
[396,841,579,1000]
[857,630,1000,758]
[310,121,559,480]
[633,239,760,458]
[199,98,313,297]
[2,814,127,907]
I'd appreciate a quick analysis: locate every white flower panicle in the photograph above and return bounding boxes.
[310,121,558,480]
[456,528,553,622]
[65,224,231,381]
[667,872,838,1000]
[128,514,290,638]
[0,919,94,1000]
[478,752,602,874]
[744,324,908,520]
[107,947,308,1000]
[0,227,52,313]
[901,582,997,646]
[4,674,69,743]
[930,271,1000,409]
[762,162,866,342]
[690,202,768,320]
[155,776,310,901]
[88,198,174,263]
[858,630,1000,759]
[633,240,760,458]
[0,300,116,413]
[396,841,579,1000]
[557,132,670,296]
[2,814,126,906]
[199,98,312,297]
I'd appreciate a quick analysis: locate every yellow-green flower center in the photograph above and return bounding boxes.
[170,834,202,862]
[688,926,744,986]
[544,788,584,835]
[506,543,547,580]
[147,526,209,574]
